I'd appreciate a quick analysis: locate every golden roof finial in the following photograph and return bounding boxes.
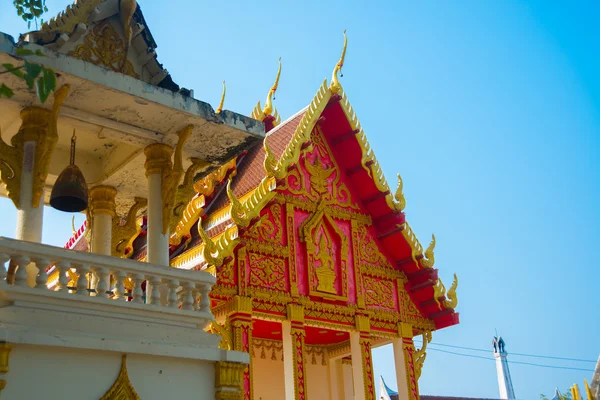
[421,234,435,268]
[394,173,406,211]
[263,58,282,117]
[216,81,226,114]
[330,30,347,94]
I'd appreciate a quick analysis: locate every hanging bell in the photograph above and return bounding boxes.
[50,130,89,212]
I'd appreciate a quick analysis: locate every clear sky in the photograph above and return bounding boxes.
[1,1,599,399]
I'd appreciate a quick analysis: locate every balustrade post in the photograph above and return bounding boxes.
[182,282,195,311]
[167,279,179,308]
[13,255,30,287]
[75,264,91,296]
[131,273,145,303]
[113,270,126,300]
[95,267,110,298]
[198,282,212,314]
[55,261,70,292]
[34,257,50,289]
[147,275,161,305]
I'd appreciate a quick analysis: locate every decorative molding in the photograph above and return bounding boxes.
[215,361,246,400]
[0,342,12,394]
[99,355,140,400]
[112,197,147,258]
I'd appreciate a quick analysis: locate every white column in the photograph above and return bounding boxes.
[91,213,112,255]
[350,331,366,400]
[15,141,44,243]
[329,358,345,400]
[282,320,295,400]
[392,339,410,400]
[146,173,169,266]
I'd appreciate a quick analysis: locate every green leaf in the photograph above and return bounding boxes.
[0,84,14,99]
[2,63,25,79]
[15,48,35,56]
[24,60,42,80]
[35,49,44,56]
[36,76,50,104]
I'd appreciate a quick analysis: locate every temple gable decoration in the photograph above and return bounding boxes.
[300,203,349,300]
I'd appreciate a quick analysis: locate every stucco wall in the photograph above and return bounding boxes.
[306,361,331,399]
[252,353,333,399]
[252,354,286,400]
[4,344,215,400]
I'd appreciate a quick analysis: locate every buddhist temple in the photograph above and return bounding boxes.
[0,1,459,399]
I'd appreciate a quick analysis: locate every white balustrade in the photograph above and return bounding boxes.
[0,237,216,325]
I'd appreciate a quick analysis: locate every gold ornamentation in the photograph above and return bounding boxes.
[251,58,282,124]
[359,337,376,400]
[400,222,425,264]
[395,173,406,211]
[329,30,347,94]
[245,203,283,244]
[194,158,237,196]
[99,355,140,400]
[89,185,117,217]
[170,195,205,247]
[216,81,226,114]
[274,79,330,179]
[168,157,210,244]
[355,315,371,333]
[0,86,70,209]
[0,342,11,394]
[69,21,138,78]
[278,194,370,225]
[421,234,435,268]
[119,0,137,72]
[433,274,458,309]
[214,361,246,400]
[414,331,431,380]
[445,274,459,309]
[112,197,147,258]
[211,320,233,350]
[301,206,348,299]
[363,277,395,310]
[263,138,278,177]
[279,127,358,210]
[287,303,305,323]
[248,252,286,292]
[286,203,299,297]
[306,345,328,366]
[42,0,102,33]
[252,339,283,361]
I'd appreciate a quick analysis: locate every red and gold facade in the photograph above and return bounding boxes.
[166,43,460,399]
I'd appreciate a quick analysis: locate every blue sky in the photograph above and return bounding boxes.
[1,1,599,398]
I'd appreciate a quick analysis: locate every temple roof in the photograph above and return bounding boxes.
[22,0,182,93]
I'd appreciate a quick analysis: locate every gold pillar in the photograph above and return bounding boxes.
[215,361,246,400]
[399,322,420,400]
[0,342,12,394]
[356,315,376,400]
[229,296,253,400]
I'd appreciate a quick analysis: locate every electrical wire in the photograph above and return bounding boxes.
[412,341,597,363]
[423,348,595,372]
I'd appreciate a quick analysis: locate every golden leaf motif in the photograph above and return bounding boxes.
[248,253,286,291]
[99,355,140,400]
[421,234,435,268]
[112,197,147,258]
[69,21,138,78]
[363,276,395,309]
[394,173,406,211]
[245,203,283,244]
[414,331,431,380]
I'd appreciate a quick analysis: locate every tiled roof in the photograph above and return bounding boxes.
[207,109,306,215]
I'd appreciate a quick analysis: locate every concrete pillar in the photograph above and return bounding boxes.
[89,186,117,256]
[282,304,307,400]
[342,361,354,400]
[282,320,296,400]
[15,141,44,243]
[144,144,172,267]
[393,338,410,400]
[350,331,367,400]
